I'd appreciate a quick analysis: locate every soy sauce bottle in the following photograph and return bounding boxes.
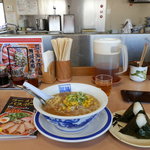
[11,67,25,85]
[26,69,39,87]
[0,64,10,87]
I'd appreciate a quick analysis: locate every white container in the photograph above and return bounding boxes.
[130,65,148,82]
[93,38,128,75]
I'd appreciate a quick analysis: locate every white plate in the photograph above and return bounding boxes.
[34,107,112,143]
[109,110,150,148]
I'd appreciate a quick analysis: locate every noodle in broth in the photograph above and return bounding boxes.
[42,92,100,116]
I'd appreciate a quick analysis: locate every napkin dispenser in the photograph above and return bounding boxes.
[48,15,61,32]
[63,14,75,33]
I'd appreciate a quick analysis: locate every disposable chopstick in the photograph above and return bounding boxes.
[66,38,73,61]
[51,39,59,60]
[62,38,69,61]
[139,43,149,67]
[51,37,73,61]
[56,38,61,61]
[57,38,65,61]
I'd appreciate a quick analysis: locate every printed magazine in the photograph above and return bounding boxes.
[0,97,38,140]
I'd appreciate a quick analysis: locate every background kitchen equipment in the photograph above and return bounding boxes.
[63,14,75,33]
[93,38,128,83]
[21,0,106,33]
[48,7,61,32]
[35,19,48,30]
[63,5,75,33]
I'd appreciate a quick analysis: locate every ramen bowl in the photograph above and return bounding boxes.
[33,83,108,132]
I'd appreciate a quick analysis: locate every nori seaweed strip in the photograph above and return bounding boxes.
[137,112,150,139]
[120,112,150,139]
[112,113,122,126]
[118,102,144,123]
[119,112,141,137]
[138,123,150,139]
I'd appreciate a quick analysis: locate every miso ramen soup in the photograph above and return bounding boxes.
[42,92,100,116]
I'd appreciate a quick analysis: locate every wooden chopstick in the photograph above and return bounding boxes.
[51,38,73,61]
[139,43,149,67]
[51,39,59,60]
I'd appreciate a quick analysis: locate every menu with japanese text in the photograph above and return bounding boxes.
[0,97,38,140]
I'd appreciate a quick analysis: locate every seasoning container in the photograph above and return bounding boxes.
[26,70,39,87]
[0,64,10,87]
[11,67,25,85]
[129,61,148,82]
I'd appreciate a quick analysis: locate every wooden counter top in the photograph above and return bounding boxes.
[0,75,150,150]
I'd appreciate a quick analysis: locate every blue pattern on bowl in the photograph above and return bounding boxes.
[58,84,71,93]
[43,114,97,132]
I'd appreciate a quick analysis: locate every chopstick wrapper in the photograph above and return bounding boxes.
[51,38,73,82]
[41,50,56,83]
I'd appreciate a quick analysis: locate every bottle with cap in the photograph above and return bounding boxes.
[26,69,39,87]
[0,64,10,87]
[11,67,25,85]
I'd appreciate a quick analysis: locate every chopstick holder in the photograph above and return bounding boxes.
[51,37,73,82]
[56,60,72,82]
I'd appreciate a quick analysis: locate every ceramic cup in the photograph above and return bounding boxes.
[130,65,148,82]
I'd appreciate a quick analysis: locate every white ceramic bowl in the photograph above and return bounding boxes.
[33,83,108,132]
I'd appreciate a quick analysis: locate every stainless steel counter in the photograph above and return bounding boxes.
[0,33,150,66]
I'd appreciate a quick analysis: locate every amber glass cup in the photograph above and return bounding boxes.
[95,74,113,96]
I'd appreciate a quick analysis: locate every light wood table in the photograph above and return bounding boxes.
[0,75,150,150]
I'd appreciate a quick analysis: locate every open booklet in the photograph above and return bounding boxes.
[0,97,38,140]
